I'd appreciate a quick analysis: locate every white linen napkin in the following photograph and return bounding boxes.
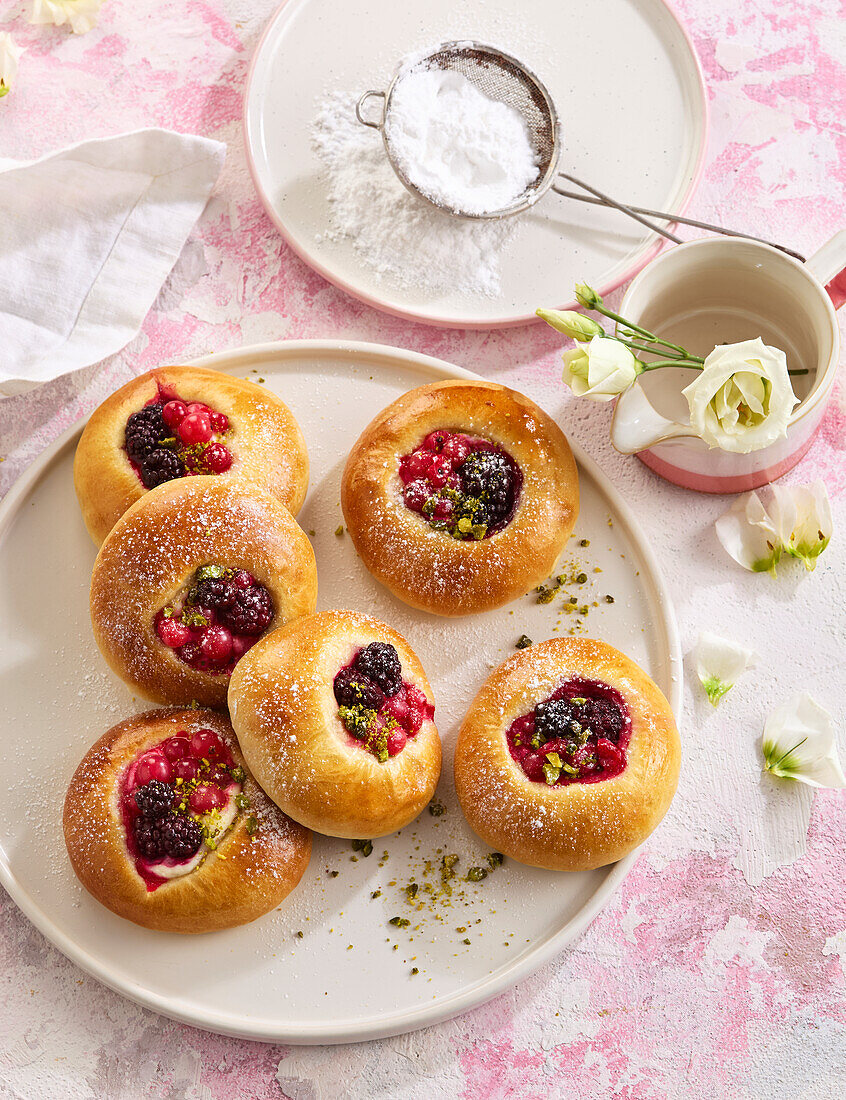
[0,129,225,397]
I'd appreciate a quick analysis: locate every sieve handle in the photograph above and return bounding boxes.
[552,175,806,263]
[355,90,387,130]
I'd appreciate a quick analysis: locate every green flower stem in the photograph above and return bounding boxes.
[639,358,706,370]
[615,338,699,361]
[593,304,657,341]
[637,359,809,375]
[620,330,691,356]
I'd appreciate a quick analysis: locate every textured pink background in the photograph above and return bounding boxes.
[1,1,845,1097]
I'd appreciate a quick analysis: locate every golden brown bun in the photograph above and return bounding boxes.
[340,381,579,616]
[454,637,680,871]
[63,708,312,933]
[228,610,442,838]
[90,477,317,706]
[74,365,309,545]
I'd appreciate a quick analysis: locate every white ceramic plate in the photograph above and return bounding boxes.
[244,0,707,327]
[0,342,680,1043]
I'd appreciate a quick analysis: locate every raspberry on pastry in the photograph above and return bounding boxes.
[74,364,309,545]
[63,709,312,933]
[90,477,317,707]
[454,637,680,871]
[228,611,442,839]
[341,381,579,616]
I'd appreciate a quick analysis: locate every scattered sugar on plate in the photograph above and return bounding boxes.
[311,92,518,297]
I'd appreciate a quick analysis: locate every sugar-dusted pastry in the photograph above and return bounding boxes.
[228,610,441,838]
[90,477,317,706]
[63,708,312,933]
[74,364,308,545]
[454,637,680,870]
[341,381,579,616]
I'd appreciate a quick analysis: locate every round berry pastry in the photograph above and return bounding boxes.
[341,381,579,616]
[90,477,317,706]
[74,364,309,545]
[454,638,680,871]
[63,709,312,933]
[228,611,441,838]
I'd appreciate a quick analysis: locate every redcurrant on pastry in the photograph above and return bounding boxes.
[74,364,309,545]
[228,611,442,838]
[63,709,312,933]
[454,638,680,870]
[341,381,579,616]
[90,477,317,706]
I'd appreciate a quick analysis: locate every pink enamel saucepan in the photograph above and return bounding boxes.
[610,233,846,493]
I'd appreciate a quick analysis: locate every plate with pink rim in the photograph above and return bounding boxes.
[244,0,707,328]
[0,341,680,1042]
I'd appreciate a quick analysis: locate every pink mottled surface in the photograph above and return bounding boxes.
[1,1,845,1097]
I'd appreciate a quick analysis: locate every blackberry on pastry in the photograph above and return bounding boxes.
[74,364,309,545]
[90,477,317,706]
[341,381,579,616]
[63,709,312,933]
[454,637,680,870]
[228,611,441,838]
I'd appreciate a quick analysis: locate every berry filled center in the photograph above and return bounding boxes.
[399,429,522,540]
[124,393,233,490]
[155,564,274,676]
[332,642,434,761]
[506,678,631,786]
[120,727,254,891]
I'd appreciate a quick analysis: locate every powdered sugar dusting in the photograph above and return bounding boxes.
[385,65,539,216]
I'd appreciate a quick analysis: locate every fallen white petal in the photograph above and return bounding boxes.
[694,632,757,706]
[772,480,833,570]
[714,492,781,574]
[762,694,845,788]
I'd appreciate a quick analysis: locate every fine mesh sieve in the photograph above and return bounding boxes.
[355,41,806,259]
[355,41,562,220]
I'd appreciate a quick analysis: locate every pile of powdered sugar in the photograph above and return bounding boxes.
[385,66,539,216]
[311,91,518,297]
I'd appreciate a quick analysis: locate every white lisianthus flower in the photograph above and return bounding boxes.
[0,32,23,98]
[682,338,799,453]
[562,336,640,401]
[715,482,832,575]
[31,0,104,34]
[767,480,832,571]
[762,694,845,788]
[536,308,605,343]
[693,632,757,707]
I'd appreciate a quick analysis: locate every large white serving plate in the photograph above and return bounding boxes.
[0,342,680,1043]
[244,0,707,327]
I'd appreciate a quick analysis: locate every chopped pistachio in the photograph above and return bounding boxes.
[516,635,533,649]
[467,866,487,882]
[389,916,410,928]
[542,761,561,785]
[195,563,226,582]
